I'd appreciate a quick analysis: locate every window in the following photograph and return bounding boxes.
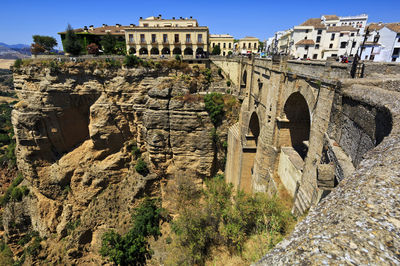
[249,43,252,48]
[305,29,309,33]
[229,43,231,48]
[352,41,356,48]
[143,23,148,27]
[340,33,344,37]
[163,34,168,43]
[331,34,335,40]
[151,34,156,43]
[329,43,333,48]
[373,35,380,43]
[212,43,215,48]
[198,34,203,43]
[305,36,308,40]
[370,55,375,60]
[140,34,145,43]
[313,54,318,59]
[393,48,400,56]
[315,44,320,49]
[392,57,397,62]
[351,33,355,37]
[397,35,400,42]
[174,34,179,43]
[186,34,191,43]
[305,46,309,50]
[223,43,226,48]
[243,43,246,49]
[317,29,322,35]
[254,43,257,49]
[129,34,134,43]
[333,24,336,26]
[365,55,368,59]
[340,42,347,48]
[303,54,307,59]
[316,36,321,43]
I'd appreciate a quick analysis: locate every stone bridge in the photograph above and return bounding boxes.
[211,56,400,263]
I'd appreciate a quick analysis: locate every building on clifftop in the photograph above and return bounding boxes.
[124,15,209,58]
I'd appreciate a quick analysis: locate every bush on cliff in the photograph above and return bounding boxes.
[204,92,224,127]
[100,198,166,265]
[168,175,295,264]
[0,173,25,206]
[124,55,142,68]
[135,158,149,176]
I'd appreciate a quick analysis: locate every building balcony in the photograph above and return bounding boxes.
[151,41,158,45]
[128,41,135,45]
[162,41,169,45]
[197,41,204,45]
[185,41,192,45]
[140,41,147,45]
[174,41,181,45]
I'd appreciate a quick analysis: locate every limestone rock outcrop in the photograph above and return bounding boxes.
[5,61,236,264]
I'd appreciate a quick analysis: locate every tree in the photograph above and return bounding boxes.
[100,33,116,54]
[87,43,99,55]
[212,45,221,55]
[32,35,57,52]
[30,43,45,55]
[64,24,82,56]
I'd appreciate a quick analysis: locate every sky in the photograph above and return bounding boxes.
[0,0,399,50]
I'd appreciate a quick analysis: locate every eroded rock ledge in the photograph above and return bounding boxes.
[258,81,400,265]
[6,62,236,264]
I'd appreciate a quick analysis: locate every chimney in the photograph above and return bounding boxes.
[102,24,107,27]
[180,16,183,19]
[116,23,121,27]
[130,24,135,27]
[158,14,162,18]
[172,17,175,20]
[83,26,88,32]
[89,25,94,30]
[140,17,143,20]
[190,16,193,19]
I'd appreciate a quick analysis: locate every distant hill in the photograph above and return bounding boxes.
[0,43,31,59]
[0,42,30,49]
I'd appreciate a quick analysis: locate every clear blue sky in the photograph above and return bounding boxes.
[1,0,399,50]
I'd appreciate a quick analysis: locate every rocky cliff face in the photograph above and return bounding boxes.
[4,61,237,264]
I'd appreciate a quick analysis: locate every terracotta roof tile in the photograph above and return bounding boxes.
[327,26,358,32]
[295,39,315,45]
[385,23,400,33]
[300,18,326,29]
[59,25,129,35]
[323,15,339,20]
[367,23,385,31]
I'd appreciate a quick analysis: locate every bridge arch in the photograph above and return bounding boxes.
[242,70,247,88]
[239,111,260,193]
[280,92,311,159]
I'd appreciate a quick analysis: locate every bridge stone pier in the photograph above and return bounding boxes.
[213,56,400,263]
[212,56,398,212]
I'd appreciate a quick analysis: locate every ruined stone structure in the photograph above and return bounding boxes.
[212,56,400,263]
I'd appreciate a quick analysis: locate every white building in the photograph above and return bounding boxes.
[281,14,368,60]
[360,23,400,62]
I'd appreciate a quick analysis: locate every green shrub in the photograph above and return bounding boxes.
[0,172,24,206]
[101,33,117,55]
[175,55,181,61]
[170,175,296,264]
[130,142,141,159]
[100,198,166,265]
[64,24,82,56]
[204,92,224,127]
[124,55,142,68]
[0,239,14,265]
[13,59,22,69]
[201,68,212,83]
[226,80,231,87]
[135,158,149,176]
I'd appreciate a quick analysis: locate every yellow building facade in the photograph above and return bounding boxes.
[125,16,209,58]
[237,37,260,54]
[209,34,234,56]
